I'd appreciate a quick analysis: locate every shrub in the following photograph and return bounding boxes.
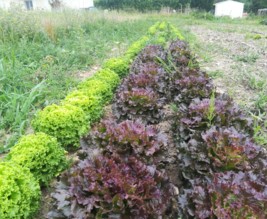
[78,79,113,104]
[0,162,40,219]
[103,57,130,78]
[6,132,68,185]
[62,90,102,122]
[91,120,167,161]
[113,88,164,124]
[32,104,88,148]
[49,155,173,219]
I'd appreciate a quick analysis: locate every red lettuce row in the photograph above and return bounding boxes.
[177,94,253,135]
[131,45,167,69]
[169,40,198,68]
[113,88,165,124]
[176,125,267,180]
[48,155,174,219]
[170,67,214,106]
[179,171,267,219]
[90,119,167,163]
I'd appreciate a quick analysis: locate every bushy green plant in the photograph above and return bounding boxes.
[78,79,114,104]
[125,36,150,59]
[103,57,130,78]
[62,90,103,122]
[147,22,160,35]
[93,69,120,90]
[0,162,40,219]
[32,104,88,148]
[5,133,68,185]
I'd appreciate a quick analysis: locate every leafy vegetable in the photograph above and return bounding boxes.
[6,132,68,185]
[91,119,167,162]
[62,90,103,122]
[103,57,130,78]
[210,171,267,219]
[170,67,213,105]
[32,104,89,148]
[113,88,164,124]
[49,155,173,219]
[169,40,197,67]
[0,162,40,219]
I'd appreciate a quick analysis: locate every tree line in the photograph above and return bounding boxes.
[95,0,267,13]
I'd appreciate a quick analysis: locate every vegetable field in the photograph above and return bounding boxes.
[0,10,267,219]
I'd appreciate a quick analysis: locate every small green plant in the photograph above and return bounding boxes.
[208,70,224,79]
[249,111,267,147]
[255,91,267,111]
[5,132,68,185]
[103,57,130,78]
[249,76,266,90]
[206,91,216,127]
[32,104,89,148]
[234,53,259,63]
[0,161,40,219]
[62,90,103,122]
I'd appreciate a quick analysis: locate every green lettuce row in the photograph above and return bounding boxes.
[5,133,69,186]
[0,162,41,219]
[103,21,184,78]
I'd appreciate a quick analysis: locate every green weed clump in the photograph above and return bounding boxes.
[5,132,68,185]
[0,162,40,219]
[62,90,102,122]
[103,57,130,78]
[32,104,88,148]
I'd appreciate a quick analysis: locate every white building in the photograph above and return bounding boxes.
[215,0,244,18]
[0,0,94,11]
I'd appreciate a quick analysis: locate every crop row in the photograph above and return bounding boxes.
[48,39,183,219]
[0,22,184,218]
[50,36,267,218]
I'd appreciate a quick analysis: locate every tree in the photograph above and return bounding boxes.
[95,0,191,12]
[190,0,215,11]
[251,0,267,13]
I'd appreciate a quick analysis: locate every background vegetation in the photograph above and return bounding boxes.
[96,0,267,13]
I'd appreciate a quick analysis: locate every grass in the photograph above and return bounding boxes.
[1,9,266,152]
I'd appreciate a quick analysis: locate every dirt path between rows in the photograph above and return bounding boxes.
[188,25,267,110]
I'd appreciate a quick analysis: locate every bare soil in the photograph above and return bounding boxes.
[188,24,267,110]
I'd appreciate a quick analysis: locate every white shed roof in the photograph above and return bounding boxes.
[214,0,244,5]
